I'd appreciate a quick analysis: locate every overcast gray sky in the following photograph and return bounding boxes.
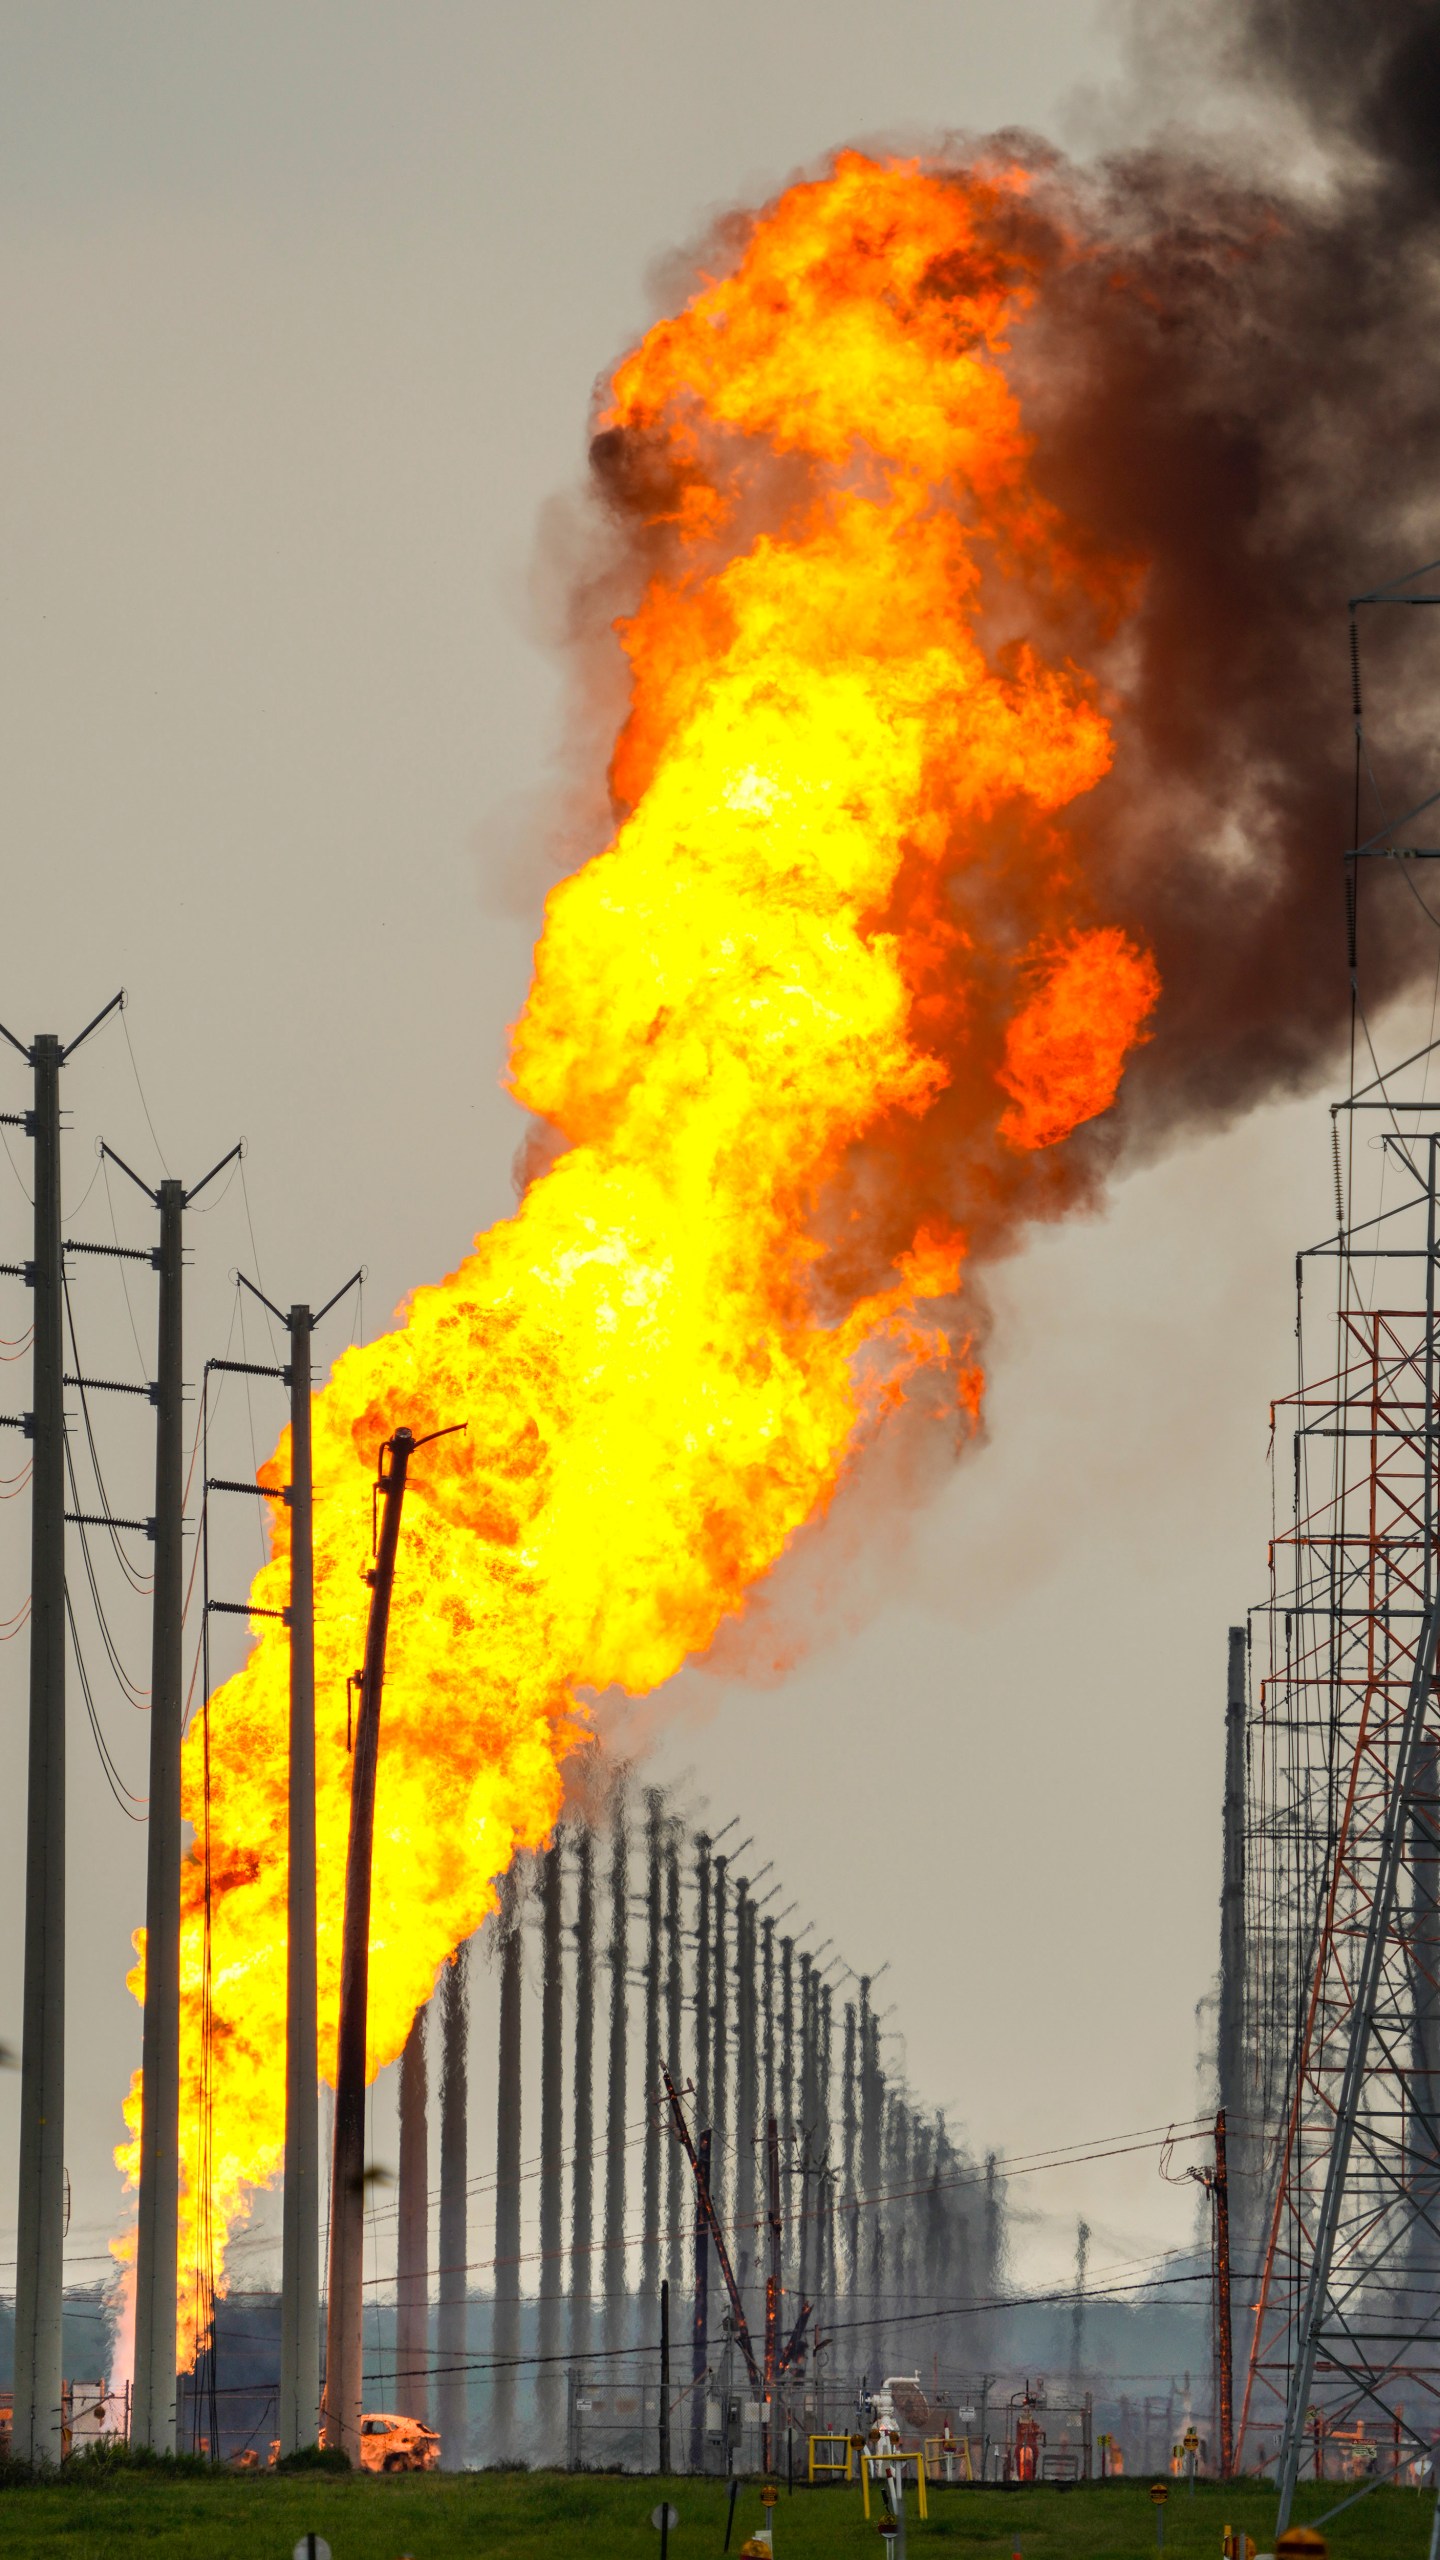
[0,0,1357,2314]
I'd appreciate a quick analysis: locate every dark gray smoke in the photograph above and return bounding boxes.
[1020,0,1440,1155]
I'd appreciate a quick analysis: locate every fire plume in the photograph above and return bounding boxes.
[117,150,1159,2340]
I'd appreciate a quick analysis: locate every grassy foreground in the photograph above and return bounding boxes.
[0,2467,1432,2559]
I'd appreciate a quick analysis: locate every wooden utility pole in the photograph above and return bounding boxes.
[324,1421,461,2460]
[1,996,122,2469]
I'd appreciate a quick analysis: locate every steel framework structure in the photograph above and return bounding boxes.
[1233,564,1440,2511]
[1238,1064,1440,2497]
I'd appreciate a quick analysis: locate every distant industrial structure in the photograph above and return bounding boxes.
[352,1773,1006,2470]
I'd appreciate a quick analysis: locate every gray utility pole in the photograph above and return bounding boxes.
[105,1138,242,2456]
[281,1302,318,2458]
[325,1420,462,2461]
[230,1270,362,2459]
[0,994,123,2469]
[436,1943,470,2467]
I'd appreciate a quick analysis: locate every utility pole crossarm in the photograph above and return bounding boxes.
[61,991,125,1062]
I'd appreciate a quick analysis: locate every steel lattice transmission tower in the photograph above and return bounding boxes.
[1238,563,1440,2518]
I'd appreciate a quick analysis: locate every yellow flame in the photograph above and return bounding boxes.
[114,148,1159,2347]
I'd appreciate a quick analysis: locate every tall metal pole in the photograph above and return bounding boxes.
[659,2276,671,2476]
[100,1128,240,2458]
[279,1304,319,2454]
[694,1837,712,2140]
[735,1885,755,2284]
[1218,1626,1247,2275]
[2,996,121,2471]
[492,1873,523,2458]
[132,1179,185,2454]
[690,2128,711,2472]
[642,1791,663,2325]
[395,2005,429,2422]
[763,2114,781,2474]
[325,1424,419,2461]
[604,1787,630,2354]
[712,1857,728,2236]
[570,1826,595,2364]
[664,1823,686,2308]
[437,1944,470,2466]
[780,1940,795,2251]
[538,1836,565,2454]
[12,1032,66,2469]
[1214,2109,1234,2479]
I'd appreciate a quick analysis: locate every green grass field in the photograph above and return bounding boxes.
[0,2469,1431,2560]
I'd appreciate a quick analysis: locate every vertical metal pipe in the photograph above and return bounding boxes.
[1214,2109,1234,2478]
[570,1826,595,2365]
[734,1882,755,2281]
[694,1838,712,2140]
[133,1179,184,2454]
[864,2024,886,2379]
[842,2002,858,2314]
[13,1038,65,2471]
[641,1791,664,2325]
[761,1919,775,2132]
[538,1836,565,2453]
[764,2113,782,2470]
[604,1787,630,2354]
[1068,2213,1089,2391]
[711,1858,729,2237]
[492,1873,523,2457]
[690,2127,711,2472]
[796,1953,813,2315]
[396,2005,429,2422]
[983,2148,1002,2342]
[890,2099,911,2345]
[437,1944,469,2467]
[324,1427,416,2460]
[817,1982,834,2356]
[659,2277,671,2475]
[780,1939,795,2252]
[279,1304,318,2455]
[664,1823,685,2307]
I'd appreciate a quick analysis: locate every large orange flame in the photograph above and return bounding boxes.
[116,149,1158,2345]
